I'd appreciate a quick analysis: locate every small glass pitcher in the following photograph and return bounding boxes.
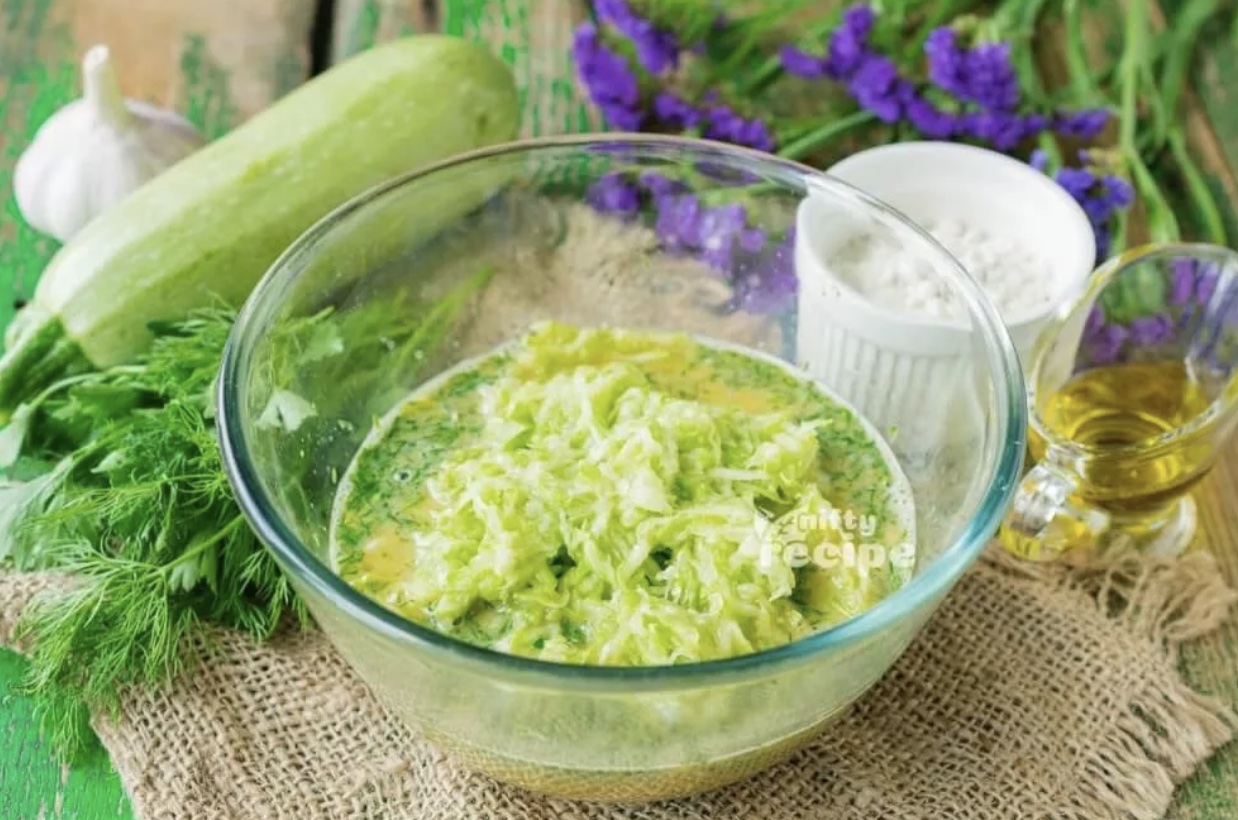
[1000,243,1238,561]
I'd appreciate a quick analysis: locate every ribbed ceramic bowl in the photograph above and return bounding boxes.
[217,135,1026,803]
[797,142,1095,454]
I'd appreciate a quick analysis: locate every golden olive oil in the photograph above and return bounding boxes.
[1030,360,1215,513]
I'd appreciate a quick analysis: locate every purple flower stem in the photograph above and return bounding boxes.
[744,10,847,93]
[776,109,876,161]
[1034,134,1063,171]
[1063,0,1104,109]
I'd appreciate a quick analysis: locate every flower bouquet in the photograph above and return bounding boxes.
[570,0,1235,347]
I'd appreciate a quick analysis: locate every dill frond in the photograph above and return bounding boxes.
[0,271,490,760]
[0,309,301,759]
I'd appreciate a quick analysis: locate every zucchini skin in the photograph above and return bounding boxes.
[0,35,519,418]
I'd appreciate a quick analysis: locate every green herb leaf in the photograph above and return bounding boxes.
[256,389,318,432]
[0,458,74,567]
[0,309,309,759]
[3,266,498,760]
[0,402,34,468]
[300,322,346,363]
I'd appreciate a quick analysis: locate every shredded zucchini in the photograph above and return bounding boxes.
[379,323,882,665]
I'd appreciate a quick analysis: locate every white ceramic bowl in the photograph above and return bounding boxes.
[793,142,1095,449]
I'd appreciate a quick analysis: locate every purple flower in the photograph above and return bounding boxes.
[1085,304,1106,335]
[580,172,796,316]
[849,55,906,123]
[963,42,1020,111]
[734,234,799,314]
[1072,175,1134,227]
[1086,322,1129,364]
[655,195,704,251]
[1030,148,1049,172]
[1036,158,1133,259]
[1054,109,1111,139]
[780,46,830,78]
[1129,313,1175,347]
[736,118,777,152]
[641,190,800,312]
[925,28,968,98]
[840,3,877,38]
[630,21,680,75]
[926,28,1019,111]
[606,105,647,131]
[696,203,749,272]
[1197,262,1220,305]
[959,111,1008,149]
[1053,167,1097,200]
[594,0,680,74]
[1070,169,1133,255]
[587,172,641,217]
[594,0,636,27]
[639,171,687,202]
[574,24,639,105]
[923,26,1042,147]
[905,94,958,138]
[704,106,741,141]
[823,3,876,80]
[961,110,1044,151]
[654,92,703,129]
[573,23,646,130]
[1082,301,1128,364]
[1080,194,1117,226]
[1104,176,1135,209]
[704,106,777,152]
[1170,258,1197,305]
[739,228,766,252]
[650,195,758,273]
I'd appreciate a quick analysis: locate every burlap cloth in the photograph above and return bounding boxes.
[2,545,1236,820]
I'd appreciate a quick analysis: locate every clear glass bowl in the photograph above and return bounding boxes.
[217,135,1026,803]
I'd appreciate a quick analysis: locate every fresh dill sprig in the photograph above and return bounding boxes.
[0,268,495,761]
[0,307,306,758]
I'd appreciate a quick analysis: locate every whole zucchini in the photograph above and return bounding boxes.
[0,35,519,420]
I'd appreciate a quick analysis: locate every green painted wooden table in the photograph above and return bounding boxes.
[3,1,1238,818]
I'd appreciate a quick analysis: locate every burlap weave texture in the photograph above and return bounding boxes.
[2,547,1235,820]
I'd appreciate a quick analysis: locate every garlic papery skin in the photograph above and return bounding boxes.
[14,44,205,243]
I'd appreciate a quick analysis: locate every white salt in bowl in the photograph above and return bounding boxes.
[794,142,1095,451]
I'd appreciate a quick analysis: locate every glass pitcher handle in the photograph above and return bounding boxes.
[999,463,1111,562]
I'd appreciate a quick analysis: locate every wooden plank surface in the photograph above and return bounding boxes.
[0,0,316,816]
[1130,4,1238,816]
[332,0,602,137]
[331,0,434,58]
[1174,438,1238,819]
[1159,9,1238,817]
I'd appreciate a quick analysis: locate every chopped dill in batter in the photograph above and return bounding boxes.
[330,321,915,665]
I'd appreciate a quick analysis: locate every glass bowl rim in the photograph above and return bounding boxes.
[1027,241,1238,463]
[217,133,1028,689]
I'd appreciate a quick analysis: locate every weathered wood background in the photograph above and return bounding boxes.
[1,0,1236,817]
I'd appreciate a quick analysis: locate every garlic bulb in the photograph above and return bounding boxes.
[14,44,205,242]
